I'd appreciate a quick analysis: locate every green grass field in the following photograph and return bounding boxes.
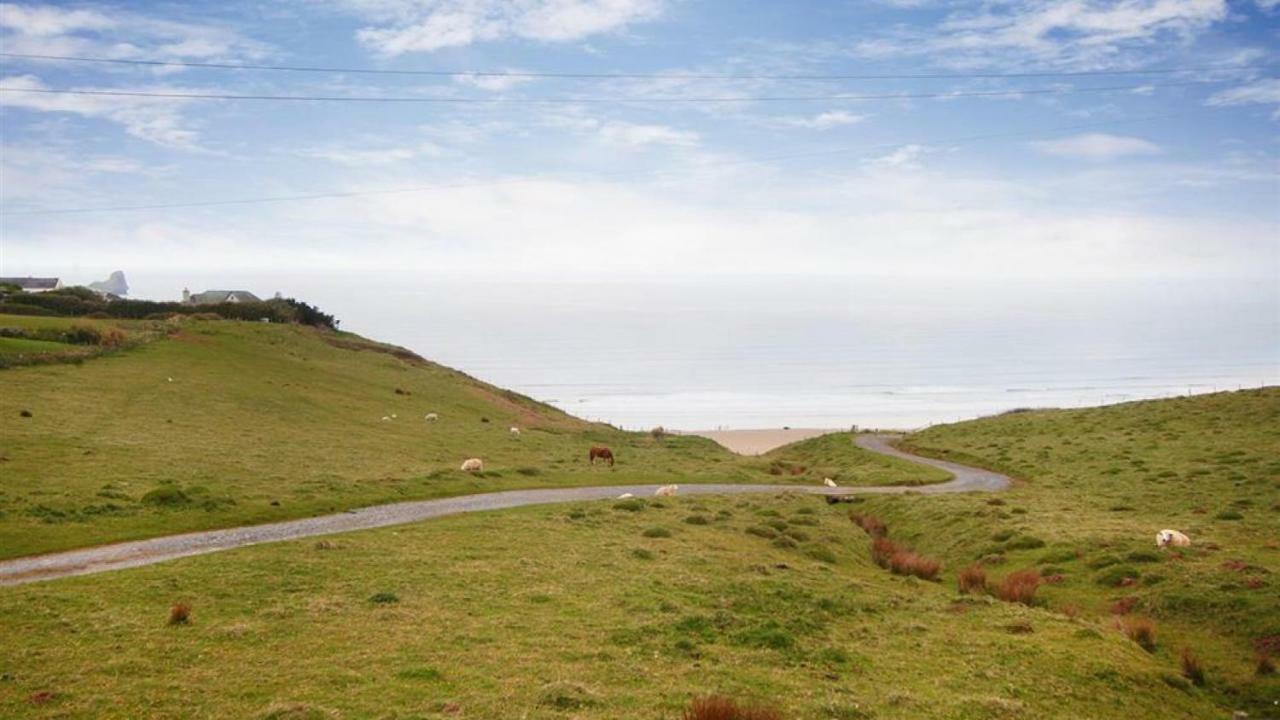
[0,315,938,558]
[1,313,1275,718]
[0,493,1230,719]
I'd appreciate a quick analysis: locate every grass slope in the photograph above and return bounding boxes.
[871,389,1279,714]
[0,315,937,558]
[0,492,1225,719]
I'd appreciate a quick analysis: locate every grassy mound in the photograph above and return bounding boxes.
[0,314,935,557]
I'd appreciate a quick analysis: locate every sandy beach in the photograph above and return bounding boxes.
[688,428,837,455]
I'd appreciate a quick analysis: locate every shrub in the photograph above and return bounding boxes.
[650,426,668,440]
[1180,648,1206,686]
[168,602,191,626]
[805,545,839,564]
[684,515,710,525]
[849,513,887,537]
[369,592,399,604]
[1121,617,1157,652]
[682,695,782,720]
[1215,510,1243,520]
[642,527,672,538]
[958,564,987,594]
[994,569,1041,605]
[1110,596,1139,615]
[746,526,777,539]
[888,551,941,580]
[870,537,902,568]
[613,499,645,512]
[1006,535,1046,550]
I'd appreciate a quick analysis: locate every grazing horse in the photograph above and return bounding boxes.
[589,446,615,466]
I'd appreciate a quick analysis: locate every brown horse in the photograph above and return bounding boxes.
[589,446,614,466]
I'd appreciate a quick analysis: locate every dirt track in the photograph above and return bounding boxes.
[0,434,1008,586]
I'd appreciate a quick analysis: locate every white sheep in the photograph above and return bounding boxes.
[1156,529,1191,548]
[381,416,391,422]
[509,427,521,436]
[391,414,397,419]
[617,493,635,499]
[654,484,678,497]
[460,458,484,472]
[823,478,838,487]
[425,413,439,421]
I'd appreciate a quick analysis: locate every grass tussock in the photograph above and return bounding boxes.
[1120,617,1157,652]
[682,695,783,720]
[957,564,987,594]
[993,569,1041,605]
[870,537,901,569]
[1257,654,1276,676]
[1180,648,1206,687]
[887,550,942,581]
[168,602,191,626]
[849,512,887,537]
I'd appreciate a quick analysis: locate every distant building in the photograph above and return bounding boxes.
[0,277,63,293]
[182,288,262,305]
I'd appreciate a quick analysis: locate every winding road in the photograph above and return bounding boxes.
[0,434,1009,587]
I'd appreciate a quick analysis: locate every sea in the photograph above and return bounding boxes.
[134,273,1278,431]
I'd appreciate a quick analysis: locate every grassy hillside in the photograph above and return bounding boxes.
[873,389,1280,714]
[0,492,1226,719]
[0,314,937,558]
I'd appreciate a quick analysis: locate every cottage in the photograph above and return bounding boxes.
[182,288,262,305]
[0,277,63,293]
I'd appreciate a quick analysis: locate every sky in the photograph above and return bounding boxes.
[0,0,1277,291]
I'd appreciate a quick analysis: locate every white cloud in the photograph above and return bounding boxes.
[0,74,206,149]
[865,144,932,169]
[777,110,866,130]
[1030,133,1162,159]
[0,2,268,63]
[855,0,1228,67]
[597,120,699,147]
[340,0,663,54]
[1207,78,1280,113]
[299,141,445,166]
[452,70,536,91]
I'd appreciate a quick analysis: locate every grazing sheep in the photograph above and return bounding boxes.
[654,484,678,497]
[460,458,484,472]
[1157,529,1192,548]
[823,478,838,487]
[509,427,521,436]
[424,413,438,421]
[617,493,635,499]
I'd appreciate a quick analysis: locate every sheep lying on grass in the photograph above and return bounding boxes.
[1157,529,1191,548]
[654,484,678,497]
[460,458,484,472]
[823,478,838,487]
[617,493,634,499]
[509,426,520,436]
[424,413,438,421]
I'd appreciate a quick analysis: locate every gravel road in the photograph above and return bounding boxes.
[0,434,1008,586]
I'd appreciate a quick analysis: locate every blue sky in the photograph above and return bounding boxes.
[0,0,1277,291]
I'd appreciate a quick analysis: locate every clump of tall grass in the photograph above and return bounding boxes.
[958,564,987,594]
[849,512,887,537]
[1120,617,1157,652]
[993,569,1041,605]
[168,602,192,626]
[871,537,901,568]
[888,550,941,581]
[1180,648,1206,686]
[682,695,783,720]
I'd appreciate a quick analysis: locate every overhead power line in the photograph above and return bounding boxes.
[0,52,1263,82]
[0,79,1230,105]
[0,109,1220,217]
